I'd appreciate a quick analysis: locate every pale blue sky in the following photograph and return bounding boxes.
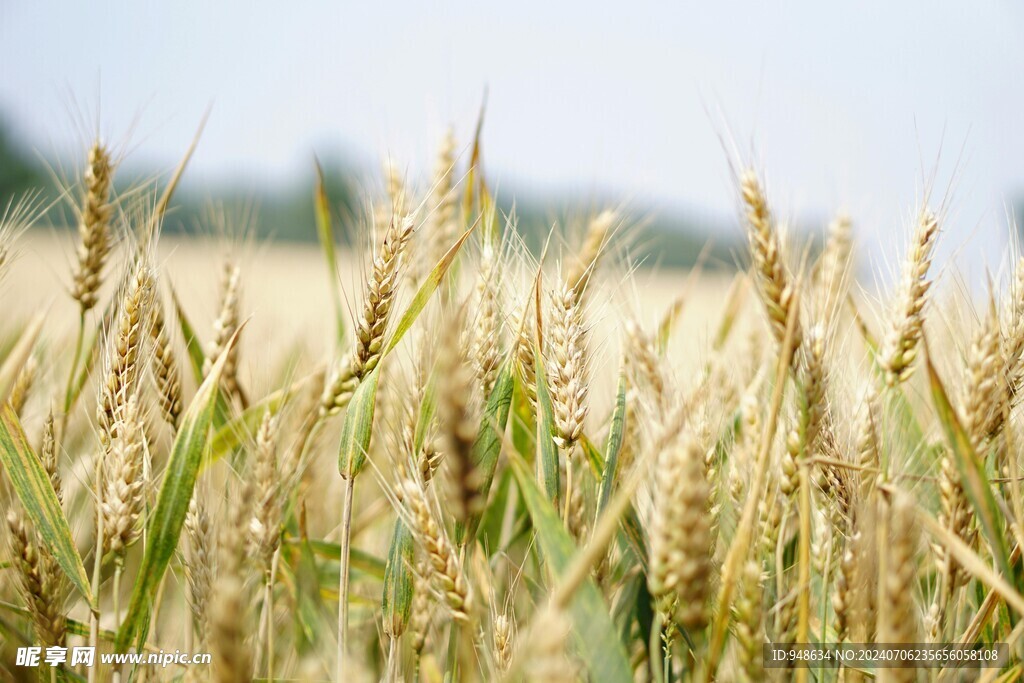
[1,1,1022,267]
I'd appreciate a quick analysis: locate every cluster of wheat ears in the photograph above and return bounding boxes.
[1,119,1023,683]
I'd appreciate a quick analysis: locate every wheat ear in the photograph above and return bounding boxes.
[880,209,940,385]
[522,606,577,683]
[150,293,183,430]
[647,433,712,631]
[185,491,214,649]
[249,411,283,573]
[97,262,154,447]
[204,259,244,405]
[816,210,852,315]
[9,352,37,417]
[321,216,416,416]
[740,169,801,349]
[733,560,764,682]
[567,209,617,298]
[470,236,503,398]
[99,395,146,558]
[493,612,514,673]
[548,277,589,452]
[1004,256,1024,405]
[439,326,481,524]
[878,494,919,683]
[961,302,1004,451]
[71,142,115,313]
[423,129,458,278]
[210,481,254,683]
[399,478,472,621]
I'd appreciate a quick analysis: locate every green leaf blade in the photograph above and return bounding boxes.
[598,371,628,516]
[925,348,1012,582]
[0,404,93,605]
[381,519,414,637]
[533,342,560,505]
[338,365,381,479]
[314,160,346,347]
[462,357,515,542]
[508,452,633,682]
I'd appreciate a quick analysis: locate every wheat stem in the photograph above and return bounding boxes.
[336,475,355,681]
[88,452,105,683]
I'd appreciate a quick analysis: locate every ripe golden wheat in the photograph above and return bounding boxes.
[2,124,1024,683]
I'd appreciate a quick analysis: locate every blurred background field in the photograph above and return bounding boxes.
[3,1,1024,282]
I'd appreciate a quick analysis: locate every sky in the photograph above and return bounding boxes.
[1,1,1023,272]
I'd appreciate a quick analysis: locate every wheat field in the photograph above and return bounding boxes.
[0,127,1021,683]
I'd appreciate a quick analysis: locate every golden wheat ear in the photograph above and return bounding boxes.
[740,169,801,351]
[71,142,116,314]
[880,208,940,386]
[647,433,712,632]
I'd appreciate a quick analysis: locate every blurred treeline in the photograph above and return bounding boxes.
[0,117,737,269]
